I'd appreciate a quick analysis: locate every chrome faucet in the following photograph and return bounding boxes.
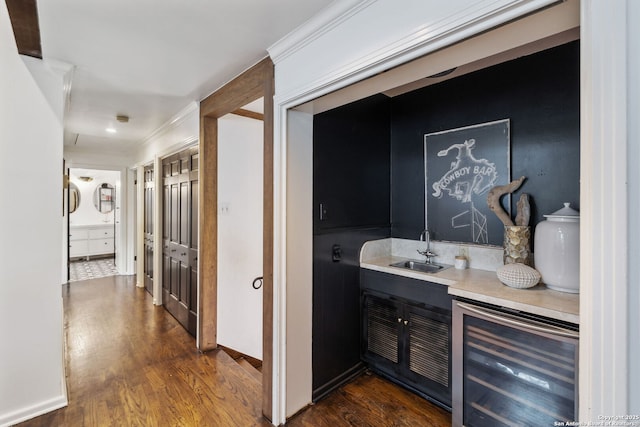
[418,229,437,264]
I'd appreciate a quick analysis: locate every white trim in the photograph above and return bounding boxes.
[140,101,199,147]
[155,136,198,161]
[152,155,163,306]
[580,0,629,420]
[270,0,590,422]
[0,394,67,427]
[272,104,287,424]
[627,0,640,412]
[136,166,145,288]
[268,0,374,63]
[270,0,559,105]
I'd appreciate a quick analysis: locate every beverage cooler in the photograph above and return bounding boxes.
[452,300,579,427]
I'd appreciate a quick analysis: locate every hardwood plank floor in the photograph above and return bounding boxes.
[18,275,451,426]
[18,276,268,427]
[286,372,451,427]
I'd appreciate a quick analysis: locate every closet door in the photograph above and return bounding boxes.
[162,147,198,336]
[143,165,154,295]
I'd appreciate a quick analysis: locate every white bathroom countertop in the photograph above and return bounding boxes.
[360,238,579,325]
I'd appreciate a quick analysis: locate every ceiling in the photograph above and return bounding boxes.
[34,0,333,153]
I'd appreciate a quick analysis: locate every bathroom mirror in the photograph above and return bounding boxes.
[69,182,80,214]
[93,183,115,214]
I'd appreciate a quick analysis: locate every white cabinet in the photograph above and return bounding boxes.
[69,225,115,259]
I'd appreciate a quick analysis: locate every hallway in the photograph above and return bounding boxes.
[17,276,450,426]
[18,276,269,426]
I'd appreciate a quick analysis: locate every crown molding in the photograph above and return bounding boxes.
[268,0,374,64]
[141,101,199,147]
[273,0,560,106]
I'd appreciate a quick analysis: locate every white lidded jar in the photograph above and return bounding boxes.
[534,203,580,293]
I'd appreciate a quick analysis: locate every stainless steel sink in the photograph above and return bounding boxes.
[389,260,449,274]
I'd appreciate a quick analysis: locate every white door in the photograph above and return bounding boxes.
[217,112,264,360]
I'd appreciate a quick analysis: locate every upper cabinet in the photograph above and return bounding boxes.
[313,94,391,233]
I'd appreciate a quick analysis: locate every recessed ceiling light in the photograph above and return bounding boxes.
[106,127,117,133]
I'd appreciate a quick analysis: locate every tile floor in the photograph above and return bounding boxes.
[69,257,119,282]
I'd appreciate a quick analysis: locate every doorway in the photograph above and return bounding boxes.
[199,57,274,421]
[67,168,120,282]
[217,100,264,360]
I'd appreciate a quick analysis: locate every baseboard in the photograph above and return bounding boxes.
[0,393,68,427]
[312,362,366,402]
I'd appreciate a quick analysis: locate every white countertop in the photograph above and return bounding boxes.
[360,239,579,325]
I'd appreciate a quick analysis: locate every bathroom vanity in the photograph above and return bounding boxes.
[69,224,115,259]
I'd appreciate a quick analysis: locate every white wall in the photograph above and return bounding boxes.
[267,0,636,423]
[0,4,67,425]
[69,170,119,226]
[217,114,264,360]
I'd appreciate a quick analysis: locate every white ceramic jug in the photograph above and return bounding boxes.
[534,203,580,293]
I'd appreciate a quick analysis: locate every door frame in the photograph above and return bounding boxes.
[198,57,274,421]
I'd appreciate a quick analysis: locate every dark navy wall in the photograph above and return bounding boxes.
[313,93,392,233]
[390,41,580,241]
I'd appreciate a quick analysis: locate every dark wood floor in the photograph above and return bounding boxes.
[18,275,451,426]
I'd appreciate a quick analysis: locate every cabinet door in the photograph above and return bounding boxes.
[403,303,451,407]
[362,292,401,367]
[362,289,452,409]
[69,240,88,258]
[89,227,114,239]
[89,238,114,255]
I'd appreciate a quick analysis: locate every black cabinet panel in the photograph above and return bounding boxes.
[312,93,392,400]
[313,94,391,233]
[312,227,390,400]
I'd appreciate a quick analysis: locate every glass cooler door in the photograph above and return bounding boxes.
[452,301,579,427]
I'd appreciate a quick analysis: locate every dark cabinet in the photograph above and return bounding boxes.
[313,94,391,233]
[361,270,452,409]
[312,228,389,400]
[312,94,392,401]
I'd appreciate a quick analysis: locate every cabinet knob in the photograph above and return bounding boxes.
[397,317,402,323]
[403,320,409,326]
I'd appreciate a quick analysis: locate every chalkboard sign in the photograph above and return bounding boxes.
[424,119,510,246]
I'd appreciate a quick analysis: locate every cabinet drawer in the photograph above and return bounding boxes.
[89,238,114,254]
[69,229,89,241]
[69,240,89,257]
[89,227,114,239]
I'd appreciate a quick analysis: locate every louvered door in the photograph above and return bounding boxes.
[364,294,400,364]
[362,290,452,409]
[403,303,451,407]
